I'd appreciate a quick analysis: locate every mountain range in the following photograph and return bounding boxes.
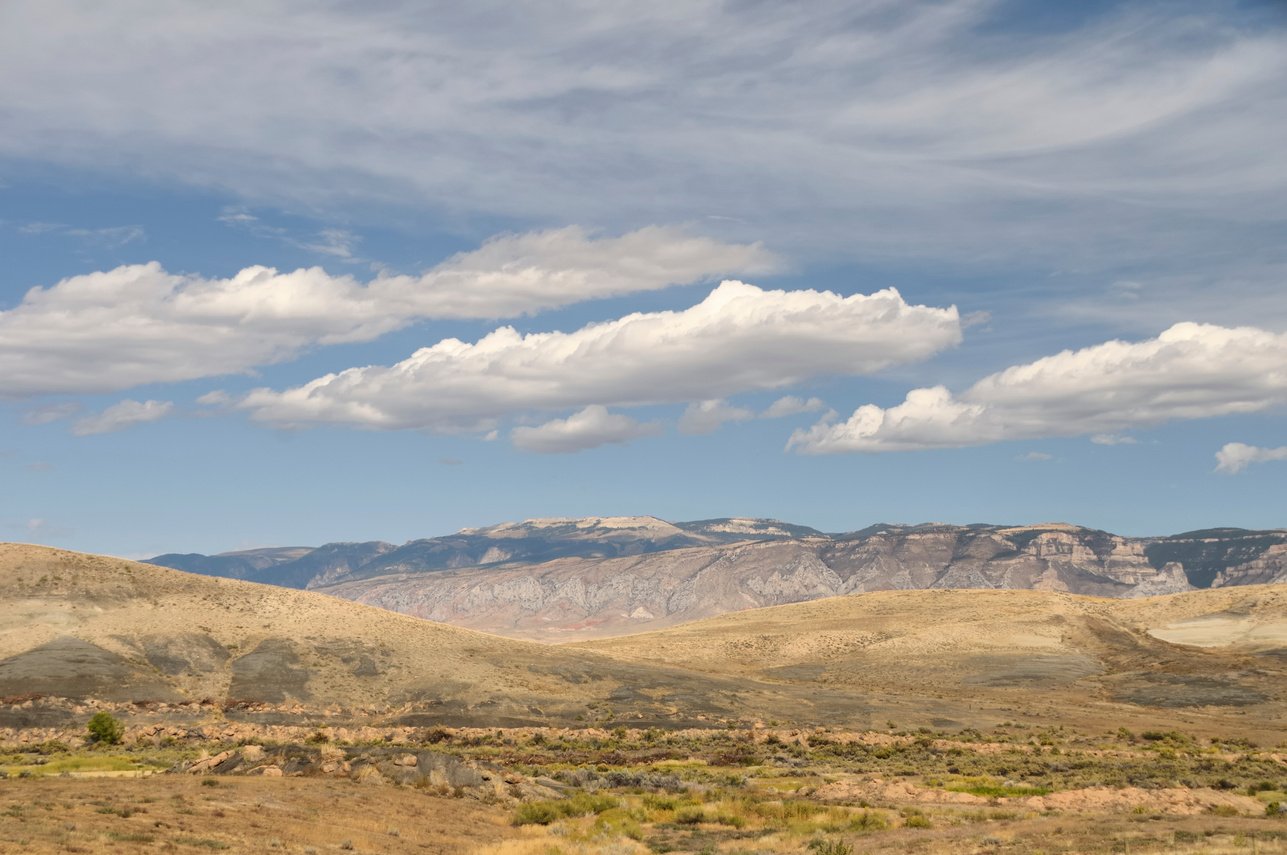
[146,516,1287,640]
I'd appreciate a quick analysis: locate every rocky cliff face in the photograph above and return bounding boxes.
[147,519,1287,640]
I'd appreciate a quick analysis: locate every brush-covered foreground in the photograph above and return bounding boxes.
[2,723,1285,854]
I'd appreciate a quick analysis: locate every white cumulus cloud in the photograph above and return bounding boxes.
[0,226,776,397]
[512,406,662,454]
[241,281,961,433]
[790,322,1287,453]
[1215,442,1287,474]
[72,399,173,436]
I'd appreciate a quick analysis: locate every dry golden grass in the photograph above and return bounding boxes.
[574,585,1287,738]
[0,543,765,726]
[0,542,581,706]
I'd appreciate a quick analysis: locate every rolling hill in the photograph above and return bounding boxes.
[4,543,1286,738]
[574,583,1287,739]
[0,543,786,729]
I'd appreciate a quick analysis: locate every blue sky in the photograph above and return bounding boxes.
[1,1,1285,557]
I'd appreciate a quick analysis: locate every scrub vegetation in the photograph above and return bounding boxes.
[2,724,1284,853]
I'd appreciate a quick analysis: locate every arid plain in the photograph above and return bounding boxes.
[2,543,1285,854]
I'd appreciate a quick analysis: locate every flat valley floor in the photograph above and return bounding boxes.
[2,724,1285,855]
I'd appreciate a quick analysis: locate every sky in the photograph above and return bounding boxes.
[1,0,1285,558]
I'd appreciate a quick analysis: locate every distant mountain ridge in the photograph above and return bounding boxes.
[149,516,822,587]
[146,517,1287,639]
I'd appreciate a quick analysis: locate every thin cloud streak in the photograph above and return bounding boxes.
[512,406,662,454]
[72,399,173,436]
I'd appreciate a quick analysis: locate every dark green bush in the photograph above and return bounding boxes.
[86,712,124,745]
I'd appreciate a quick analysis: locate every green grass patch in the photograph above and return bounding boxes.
[512,793,620,826]
[592,809,645,841]
[944,777,1052,798]
[1,751,174,777]
[640,792,700,812]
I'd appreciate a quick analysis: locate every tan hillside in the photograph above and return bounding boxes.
[0,543,780,728]
[4,543,1285,737]
[574,585,1287,739]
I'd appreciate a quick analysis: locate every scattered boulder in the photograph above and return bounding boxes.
[186,749,237,774]
[171,742,559,802]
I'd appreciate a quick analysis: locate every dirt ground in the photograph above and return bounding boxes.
[3,772,1284,855]
[0,775,513,854]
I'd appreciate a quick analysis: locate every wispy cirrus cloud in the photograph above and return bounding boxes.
[1091,433,1138,446]
[240,281,961,434]
[679,395,827,435]
[0,226,775,396]
[512,406,662,454]
[3,517,73,541]
[790,322,1287,453]
[217,208,363,262]
[0,2,1281,292]
[72,399,173,436]
[762,396,826,419]
[677,399,755,436]
[17,221,145,248]
[22,401,81,425]
[300,228,359,260]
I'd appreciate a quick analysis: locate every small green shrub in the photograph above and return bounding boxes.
[945,779,1052,798]
[847,810,889,831]
[513,802,561,826]
[512,793,619,826]
[674,806,706,825]
[86,712,124,745]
